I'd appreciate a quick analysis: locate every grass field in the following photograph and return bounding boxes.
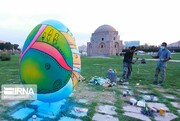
[0,53,179,88]
[0,53,180,120]
[81,53,180,89]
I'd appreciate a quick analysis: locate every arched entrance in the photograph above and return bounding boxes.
[114,42,119,55]
[98,42,106,55]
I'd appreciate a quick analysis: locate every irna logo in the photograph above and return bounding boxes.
[1,84,37,100]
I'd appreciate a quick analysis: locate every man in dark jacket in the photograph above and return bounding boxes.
[122,46,136,81]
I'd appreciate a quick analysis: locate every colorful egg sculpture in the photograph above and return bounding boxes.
[19,20,81,102]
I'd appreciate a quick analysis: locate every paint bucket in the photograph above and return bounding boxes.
[123,91,127,97]
[126,90,130,94]
[130,98,137,105]
[159,108,166,116]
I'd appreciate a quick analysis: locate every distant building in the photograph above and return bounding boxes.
[78,45,87,56]
[168,41,180,47]
[124,41,140,48]
[87,24,123,56]
[78,45,87,53]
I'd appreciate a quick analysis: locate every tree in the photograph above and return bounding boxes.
[13,44,19,50]
[0,43,5,50]
[4,42,13,50]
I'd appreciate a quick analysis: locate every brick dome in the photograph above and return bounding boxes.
[94,24,116,33]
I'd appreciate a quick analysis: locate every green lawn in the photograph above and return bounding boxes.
[81,54,180,89]
[0,53,179,90]
[0,54,20,88]
[0,53,180,121]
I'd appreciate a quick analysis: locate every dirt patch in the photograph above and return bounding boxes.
[175,89,180,92]
[96,105,117,115]
[171,102,180,109]
[134,85,148,89]
[73,82,116,104]
[137,89,153,94]
[120,95,132,102]
[123,112,151,121]
[122,104,151,121]
[154,87,167,93]
[146,102,169,111]
[154,113,178,121]
[93,113,119,121]
[162,94,179,100]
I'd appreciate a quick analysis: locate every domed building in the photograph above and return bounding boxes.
[87,24,123,56]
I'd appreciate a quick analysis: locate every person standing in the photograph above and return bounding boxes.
[152,42,171,86]
[122,46,137,82]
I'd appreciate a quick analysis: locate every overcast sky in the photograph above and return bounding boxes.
[0,0,179,48]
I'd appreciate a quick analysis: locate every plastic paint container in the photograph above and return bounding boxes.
[159,108,166,116]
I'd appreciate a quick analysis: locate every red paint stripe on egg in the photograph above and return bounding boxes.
[31,42,72,71]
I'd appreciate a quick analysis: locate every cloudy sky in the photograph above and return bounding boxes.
[0,0,179,48]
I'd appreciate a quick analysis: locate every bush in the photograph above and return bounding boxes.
[0,52,11,61]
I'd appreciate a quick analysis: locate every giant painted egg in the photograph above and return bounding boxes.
[19,20,81,102]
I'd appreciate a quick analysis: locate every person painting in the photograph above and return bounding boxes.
[122,46,137,82]
[152,42,171,86]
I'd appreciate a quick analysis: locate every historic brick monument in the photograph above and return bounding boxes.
[87,24,123,56]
